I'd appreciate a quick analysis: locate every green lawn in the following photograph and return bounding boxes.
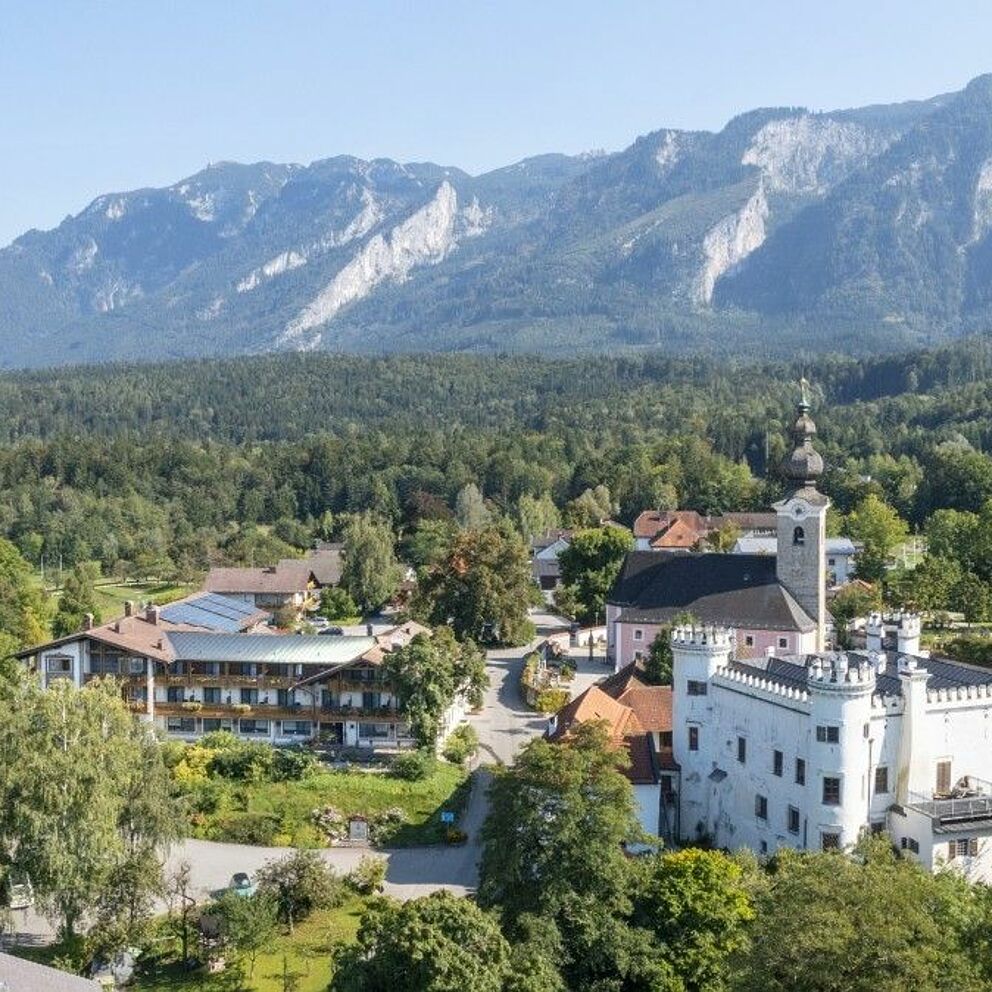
[134,898,367,992]
[12,897,368,992]
[188,763,471,847]
[92,580,197,620]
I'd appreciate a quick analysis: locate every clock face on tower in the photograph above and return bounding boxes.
[791,502,806,520]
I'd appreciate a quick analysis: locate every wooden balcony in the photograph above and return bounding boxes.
[154,701,404,723]
[158,674,300,689]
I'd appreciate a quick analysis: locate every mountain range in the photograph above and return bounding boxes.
[4,75,992,367]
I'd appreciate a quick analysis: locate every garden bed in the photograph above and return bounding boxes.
[185,762,471,848]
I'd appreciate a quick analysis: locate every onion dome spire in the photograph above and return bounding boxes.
[783,378,824,485]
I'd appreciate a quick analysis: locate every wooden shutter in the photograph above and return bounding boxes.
[936,761,952,795]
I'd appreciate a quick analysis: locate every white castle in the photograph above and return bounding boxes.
[666,390,992,880]
[670,624,992,879]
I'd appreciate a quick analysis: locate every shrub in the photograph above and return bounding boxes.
[172,745,215,786]
[442,724,479,765]
[213,812,281,846]
[347,855,387,895]
[200,730,241,750]
[444,827,468,845]
[271,747,318,782]
[368,807,407,845]
[311,805,348,842]
[209,742,275,782]
[559,661,576,681]
[391,749,436,781]
[937,634,992,668]
[319,586,359,621]
[535,688,569,713]
[256,849,346,931]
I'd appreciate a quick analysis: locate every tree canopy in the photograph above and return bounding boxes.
[415,526,538,646]
[0,677,177,939]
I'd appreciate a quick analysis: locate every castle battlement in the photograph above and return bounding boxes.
[713,664,810,703]
[670,625,734,651]
[806,652,875,688]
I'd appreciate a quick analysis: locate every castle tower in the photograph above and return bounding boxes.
[806,653,876,849]
[670,625,734,842]
[773,380,829,650]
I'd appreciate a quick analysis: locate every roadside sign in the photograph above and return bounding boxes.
[440,811,455,824]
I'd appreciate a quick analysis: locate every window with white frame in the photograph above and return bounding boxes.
[46,655,72,673]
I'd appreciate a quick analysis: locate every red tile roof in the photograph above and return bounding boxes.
[547,671,674,786]
[205,561,316,596]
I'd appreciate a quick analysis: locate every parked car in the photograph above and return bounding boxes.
[5,873,33,910]
[228,872,256,897]
[319,626,344,636]
[309,615,330,629]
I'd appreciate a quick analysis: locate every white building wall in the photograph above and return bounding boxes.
[633,782,662,840]
[672,625,992,877]
[702,681,812,853]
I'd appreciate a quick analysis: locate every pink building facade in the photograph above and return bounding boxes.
[607,603,818,669]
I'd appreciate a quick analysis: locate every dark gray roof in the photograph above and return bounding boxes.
[726,650,992,697]
[863,651,992,696]
[610,551,815,632]
[166,632,373,666]
[160,592,268,632]
[0,952,100,991]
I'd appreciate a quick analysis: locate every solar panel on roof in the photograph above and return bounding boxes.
[161,593,262,633]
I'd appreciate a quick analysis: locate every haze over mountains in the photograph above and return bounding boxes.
[4,75,992,367]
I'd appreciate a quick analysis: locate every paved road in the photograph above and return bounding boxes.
[7,775,491,945]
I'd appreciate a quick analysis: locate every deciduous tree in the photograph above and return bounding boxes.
[556,526,633,624]
[256,849,344,933]
[479,721,640,921]
[332,892,512,992]
[340,513,402,613]
[415,526,537,645]
[845,494,909,582]
[0,678,178,939]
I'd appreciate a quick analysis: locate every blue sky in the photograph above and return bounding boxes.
[1,0,990,245]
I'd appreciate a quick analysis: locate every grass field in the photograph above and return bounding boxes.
[134,898,368,992]
[12,897,369,992]
[188,762,471,848]
[92,580,197,620]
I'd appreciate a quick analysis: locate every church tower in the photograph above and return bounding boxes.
[773,381,829,650]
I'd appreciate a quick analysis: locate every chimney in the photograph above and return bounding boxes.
[124,600,135,618]
[866,612,884,654]
[83,612,94,630]
[146,605,161,625]
[896,613,922,657]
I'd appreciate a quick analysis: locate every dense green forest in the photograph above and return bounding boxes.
[2,337,992,633]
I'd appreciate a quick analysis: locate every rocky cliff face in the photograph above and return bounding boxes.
[695,185,769,304]
[742,115,889,194]
[0,77,988,366]
[281,181,467,348]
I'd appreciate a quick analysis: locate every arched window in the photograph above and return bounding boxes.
[793,526,805,547]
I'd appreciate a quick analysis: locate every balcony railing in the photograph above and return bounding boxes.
[158,674,301,689]
[905,776,992,825]
[154,701,403,722]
